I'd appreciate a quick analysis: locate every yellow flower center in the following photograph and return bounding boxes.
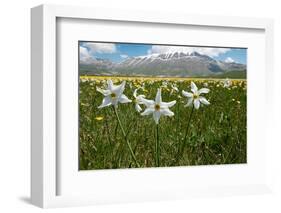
[155,104,161,111]
[193,94,199,99]
[111,93,117,99]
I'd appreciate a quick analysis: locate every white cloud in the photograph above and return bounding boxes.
[80,46,92,62]
[225,57,235,63]
[82,42,117,54]
[120,54,128,59]
[148,45,230,57]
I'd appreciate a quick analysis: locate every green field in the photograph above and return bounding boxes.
[79,77,247,170]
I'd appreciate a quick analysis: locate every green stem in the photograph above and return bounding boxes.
[176,105,194,162]
[183,105,194,146]
[176,101,180,151]
[156,124,160,167]
[113,106,140,168]
[104,108,112,145]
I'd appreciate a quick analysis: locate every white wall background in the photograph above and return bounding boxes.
[0,0,280,212]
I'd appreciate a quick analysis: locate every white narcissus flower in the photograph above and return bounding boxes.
[223,78,232,88]
[172,85,179,92]
[170,84,179,94]
[133,88,146,112]
[162,80,168,88]
[141,88,176,124]
[97,80,131,108]
[182,81,210,110]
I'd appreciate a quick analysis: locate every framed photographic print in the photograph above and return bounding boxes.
[78,41,247,170]
[31,4,274,208]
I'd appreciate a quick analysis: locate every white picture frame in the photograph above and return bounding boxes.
[31,4,274,208]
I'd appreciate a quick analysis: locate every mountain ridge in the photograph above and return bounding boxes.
[80,51,246,77]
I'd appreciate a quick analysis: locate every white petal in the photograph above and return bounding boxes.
[161,100,176,107]
[111,97,118,106]
[135,104,142,112]
[182,90,193,98]
[113,81,126,96]
[199,97,210,105]
[136,95,146,104]
[98,96,112,108]
[153,111,161,124]
[107,80,114,90]
[118,94,132,103]
[194,98,200,109]
[120,81,126,93]
[141,107,155,116]
[173,86,179,92]
[184,98,193,107]
[160,108,174,117]
[96,87,111,96]
[198,88,210,94]
[133,89,137,98]
[191,82,198,93]
[155,88,162,104]
[141,98,155,107]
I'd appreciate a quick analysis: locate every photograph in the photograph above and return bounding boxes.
[78,41,247,170]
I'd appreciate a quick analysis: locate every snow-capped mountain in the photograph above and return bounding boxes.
[79,51,246,77]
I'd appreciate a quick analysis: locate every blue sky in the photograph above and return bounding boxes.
[79,42,247,64]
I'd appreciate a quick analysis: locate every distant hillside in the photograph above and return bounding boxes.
[80,51,246,78]
[212,70,246,79]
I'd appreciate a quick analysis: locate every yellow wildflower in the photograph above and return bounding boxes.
[95,116,104,121]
